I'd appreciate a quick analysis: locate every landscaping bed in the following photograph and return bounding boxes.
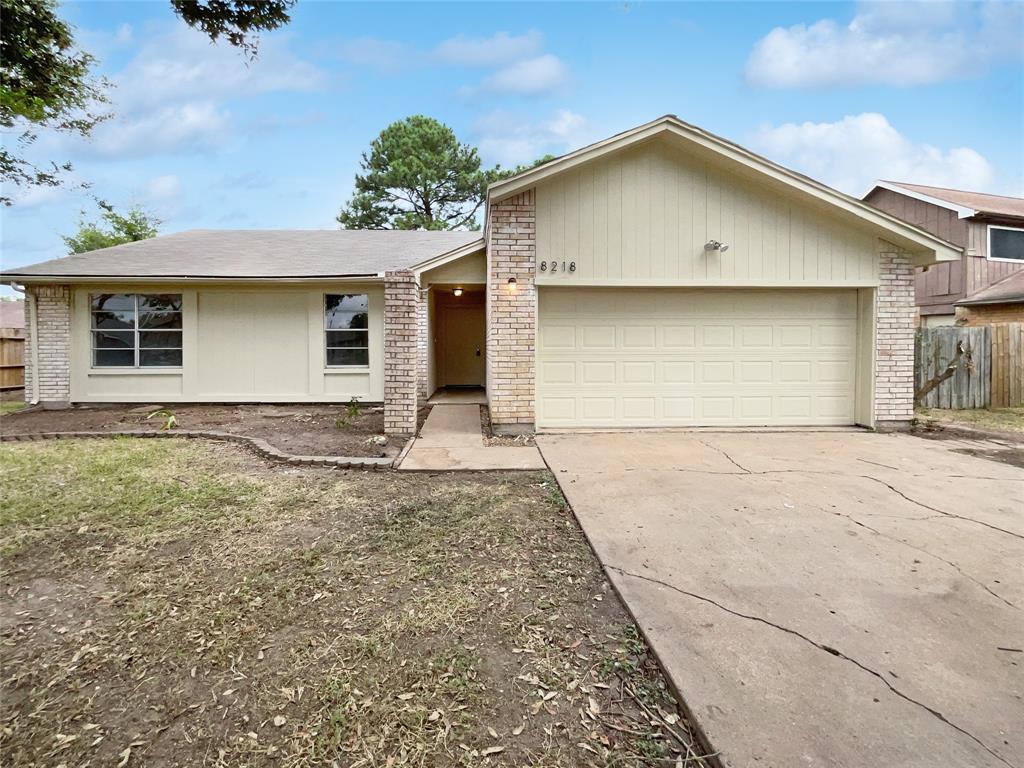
[0,439,710,767]
[0,403,431,458]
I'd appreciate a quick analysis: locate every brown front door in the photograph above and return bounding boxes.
[441,303,485,386]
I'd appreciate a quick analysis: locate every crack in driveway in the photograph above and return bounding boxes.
[607,564,1016,768]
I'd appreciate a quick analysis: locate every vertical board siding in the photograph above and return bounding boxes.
[535,141,878,286]
[0,331,25,390]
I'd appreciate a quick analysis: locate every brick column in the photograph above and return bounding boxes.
[875,247,915,428]
[25,285,72,406]
[384,270,418,436]
[416,288,429,403]
[486,189,536,433]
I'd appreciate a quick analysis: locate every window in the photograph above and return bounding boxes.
[988,225,1024,262]
[91,294,182,367]
[325,294,369,367]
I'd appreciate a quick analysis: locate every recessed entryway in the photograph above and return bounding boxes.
[430,284,485,391]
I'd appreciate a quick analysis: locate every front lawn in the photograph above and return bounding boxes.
[0,400,25,417]
[0,439,709,766]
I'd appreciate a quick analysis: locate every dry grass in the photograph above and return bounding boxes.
[917,406,1024,435]
[0,439,710,767]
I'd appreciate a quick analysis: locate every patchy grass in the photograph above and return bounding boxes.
[0,400,26,417]
[0,439,710,767]
[917,406,1024,435]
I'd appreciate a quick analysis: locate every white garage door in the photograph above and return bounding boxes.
[536,288,859,428]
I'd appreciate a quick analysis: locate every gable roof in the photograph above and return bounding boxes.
[1,230,484,282]
[488,114,962,266]
[868,181,1024,220]
[956,270,1024,307]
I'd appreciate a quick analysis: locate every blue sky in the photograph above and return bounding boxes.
[2,0,1022,287]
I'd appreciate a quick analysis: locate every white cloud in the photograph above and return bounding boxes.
[746,1,1023,88]
[477,54,570,96]
[434,30,543,67]
[750,113,994,195]
[84,101,232,158]
[476,109,588,167]
[145,174,182,201]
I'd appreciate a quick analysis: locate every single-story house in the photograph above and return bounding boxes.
[953,270,1024,325]
[863,181,1024,327]
[2,115,962,435]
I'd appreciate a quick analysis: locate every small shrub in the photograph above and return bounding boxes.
[147,409,177,431]
[334,397,362,428]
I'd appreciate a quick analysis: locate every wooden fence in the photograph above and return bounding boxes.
[0,329,25,391]
[915,323,1023,409]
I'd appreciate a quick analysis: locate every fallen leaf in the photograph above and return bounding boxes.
[117,747,131,767]
[480,746,504,756]
[512,724,525,736]
[397,693,415,701]
[273,716,286,727]
[487,727,498,739]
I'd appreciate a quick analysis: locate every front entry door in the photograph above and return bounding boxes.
[442,304,486,386]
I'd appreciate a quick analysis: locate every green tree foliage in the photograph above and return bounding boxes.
[170,0,295,56]
[62,202,160,254]
[337,116,554,231]
[0,0,108,205]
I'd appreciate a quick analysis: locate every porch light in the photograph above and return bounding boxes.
[507,277,517,289]
[453,287,463,297]
[704,240,729,253]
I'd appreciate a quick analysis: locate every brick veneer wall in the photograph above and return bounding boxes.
[875,247,915,426]
[383,271,419,435]
[486,189,536,432]
[24,285,72,405]
[416,288,429,402]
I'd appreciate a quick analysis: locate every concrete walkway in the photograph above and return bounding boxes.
[538,430,1024,768]
[398,404,545,471]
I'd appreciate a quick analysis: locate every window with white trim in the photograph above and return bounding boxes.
[988,225,1024,262]
[325,294,369,367]
[91,294,182,367]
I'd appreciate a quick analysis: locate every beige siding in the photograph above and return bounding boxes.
[70,284,384,402]
[535,141,879,287]
[421,250,486,286]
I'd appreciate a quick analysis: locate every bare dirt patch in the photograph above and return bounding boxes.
[1,439,710,767]
[0,403,431,457]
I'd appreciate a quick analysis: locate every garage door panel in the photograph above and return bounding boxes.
[537,288,859,427]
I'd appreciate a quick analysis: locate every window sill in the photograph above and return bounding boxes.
[88,368,184,375]
[324,367,371,374]
[984,256,1024,264]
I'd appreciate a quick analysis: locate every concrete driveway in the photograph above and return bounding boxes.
[537,430,1024,768]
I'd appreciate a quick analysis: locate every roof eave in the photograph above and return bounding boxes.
[867,181,978,219]
[1,274,385,285]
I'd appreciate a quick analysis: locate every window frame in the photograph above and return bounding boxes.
[986,224,1024,264]
[324,293,370,369]
[90,293,183,369]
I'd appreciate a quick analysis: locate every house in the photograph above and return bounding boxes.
[1,116,962,435]
[863,181,1024,326]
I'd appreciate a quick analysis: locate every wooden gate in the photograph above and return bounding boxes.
[991,323,1024,408]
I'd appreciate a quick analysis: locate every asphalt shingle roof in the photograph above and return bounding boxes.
[882,182,1024,219]
[1,230,484,280]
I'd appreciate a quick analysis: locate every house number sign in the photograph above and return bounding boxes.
[538,261,576,274]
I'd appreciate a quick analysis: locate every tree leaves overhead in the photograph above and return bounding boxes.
[169,0,295,56]
[62,201,160,254]
[0,0,109,205]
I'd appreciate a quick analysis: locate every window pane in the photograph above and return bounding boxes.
[326,294,369,329]
[94,349,134,366]
[92,310,135,329]
[140,348,182,367]
[93,330,135,348]
[325,311,368,330]
[326,330,368,348]
[140,330,182,348]
[139,294,182,311]
[327,347,369,366]
[140,311,182,329]
[991,228,1024,261]
[91,294,135,311]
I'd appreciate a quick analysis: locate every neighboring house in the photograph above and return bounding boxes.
[1,116,961,434]
[0,299,26,391]
[954,270,1024,325]
[0,299,25,338]
[863,181,1024,326]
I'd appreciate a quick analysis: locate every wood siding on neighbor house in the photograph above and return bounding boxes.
[865,187,1024,317]
[535,142,880,288]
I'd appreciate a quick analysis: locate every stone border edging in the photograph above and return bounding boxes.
[0,429,401,469]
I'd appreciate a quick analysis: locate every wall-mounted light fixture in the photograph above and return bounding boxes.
[453,287,463,297]
[704,240,729,253]
[507,277,518,289]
